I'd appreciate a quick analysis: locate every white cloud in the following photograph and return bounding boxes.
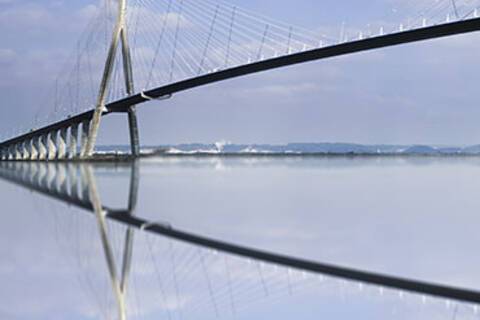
[0,48,16,64]
[0,4,54,29]
[241,82,320,97]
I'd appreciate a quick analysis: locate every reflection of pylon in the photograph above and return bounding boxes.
[451,0,459,19]
[85,162,139,320]
[83,0,140,158]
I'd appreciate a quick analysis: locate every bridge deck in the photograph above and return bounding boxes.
[2,17,480,149]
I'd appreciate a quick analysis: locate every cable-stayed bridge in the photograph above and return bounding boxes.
[1,0,480,160]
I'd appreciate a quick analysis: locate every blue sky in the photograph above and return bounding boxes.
[1,0,480,146]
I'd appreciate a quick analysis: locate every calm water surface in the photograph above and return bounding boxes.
[1,157,479,319]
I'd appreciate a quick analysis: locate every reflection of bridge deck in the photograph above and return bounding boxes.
[2,161,480,307]
[0,162,126,214]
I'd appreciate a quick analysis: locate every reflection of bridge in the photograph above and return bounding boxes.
[1,160,480,320]
[1,0,480,160]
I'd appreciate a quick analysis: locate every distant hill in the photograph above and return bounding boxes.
[97,143,480,156]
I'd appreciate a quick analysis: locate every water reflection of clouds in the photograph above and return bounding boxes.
[142,155,480,170]
[1,158,480,319]
[137,157,480,287]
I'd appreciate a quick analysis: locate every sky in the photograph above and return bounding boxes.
[1,0,480,146]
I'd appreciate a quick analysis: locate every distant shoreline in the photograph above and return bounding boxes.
[4,152,480,164]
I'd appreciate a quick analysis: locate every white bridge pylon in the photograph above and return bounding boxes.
[84,0,140,158]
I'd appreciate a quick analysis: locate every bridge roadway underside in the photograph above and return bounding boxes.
[2,17,480,160]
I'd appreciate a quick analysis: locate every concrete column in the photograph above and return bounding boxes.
[10,145,17,160]
[128,108,140,156]
[18,142,24,160]
[9,146,13,160]
[69,123,79,159]
[80,120,91,158]
[30,138,38,160]
[22,140,30,160]
[9,145,14,160]
[52,131,59,159]
[0,148,5,161]
[15,144,22,160]
[39,135,48,161]
[57,128,67,160]
[47,132,57,161]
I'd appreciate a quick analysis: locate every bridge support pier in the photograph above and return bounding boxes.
[22,140,30,161]
[11,145,16,160]
[47,132,57,161]
[122,24,140,157]
[15,144,22,160]
[11,145,17,160]
[69,124,79,159]
[13,145,18,160]
[18,142,24,160]
[52,131,59,159]
[128,108,140,156]
[80,120,91,158]
[39,135,47,161]
[30,138,38,160]
[57,128,67,160]
[34,136,43,161]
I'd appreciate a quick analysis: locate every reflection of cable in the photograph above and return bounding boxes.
[198,247,219,316]
[146,235,173,320]
[107,211,480,305]
[451,303,458,319]
[452,0,460,19]
[224,256,237,315]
